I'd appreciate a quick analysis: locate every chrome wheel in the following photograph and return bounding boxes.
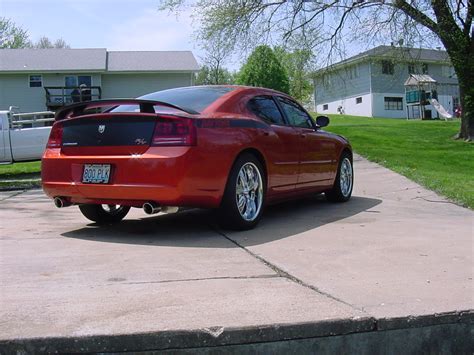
[235,162,263,222]
[340,158,353,197]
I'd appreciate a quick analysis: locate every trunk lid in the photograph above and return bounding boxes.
[61,114,156,155]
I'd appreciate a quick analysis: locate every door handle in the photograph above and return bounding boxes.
[300,133,306,138]
[262,131,270,136]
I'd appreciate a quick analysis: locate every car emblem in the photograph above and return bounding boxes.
[98,125,105,134]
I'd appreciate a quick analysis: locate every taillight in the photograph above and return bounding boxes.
[151,117,196,146]
[46,122,63,148]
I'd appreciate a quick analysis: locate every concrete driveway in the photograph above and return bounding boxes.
[0,155,472,353]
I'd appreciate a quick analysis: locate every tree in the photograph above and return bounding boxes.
[0,18,71,50]
[198,34,233,84]
[0,17,31,48]
[236,45,289,93]
[195,65,235,85]
[35,36,53,48]
[53,38,70,49]
[34,36,70,49]
[274,46,314,104]
[159,0,474,141]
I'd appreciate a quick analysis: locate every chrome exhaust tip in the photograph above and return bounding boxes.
[161,206,179,214]
[54,197,71,208]
[143,201,160,215]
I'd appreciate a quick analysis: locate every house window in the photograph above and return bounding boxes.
[408,64,416,74]
[323,104,328,111]
[422,63,429,74]
[65,75,92,87]
[441,65,455,78]
[384,97,403,110]
[29,75,42,87]
[322,75,331,87]
[356,97,362,104]
[347,65,359,79]
[382,60,394,75]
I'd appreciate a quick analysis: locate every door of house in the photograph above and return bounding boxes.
[64,76,92,102]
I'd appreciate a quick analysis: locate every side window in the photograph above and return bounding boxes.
[248,96,285,125]
[276,97,313,129]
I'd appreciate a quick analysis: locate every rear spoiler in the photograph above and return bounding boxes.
[55,99,198,121]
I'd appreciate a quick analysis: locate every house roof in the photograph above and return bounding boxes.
[404,74,437,86]
[107,51,199,72]
[0,48,107,72]
[314,45,451,75]
[0,49,199,73]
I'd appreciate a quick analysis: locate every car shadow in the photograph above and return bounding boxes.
[61,195,382,248]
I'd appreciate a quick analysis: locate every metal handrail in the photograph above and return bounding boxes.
[44,86,102,108]
[9,111,55,129]
[12,111,55,118]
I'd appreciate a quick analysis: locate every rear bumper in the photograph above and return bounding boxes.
[41,146,228,208]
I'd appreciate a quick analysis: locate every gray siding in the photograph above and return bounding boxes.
[0,74,44,112]
[0,73,102,112]
[370,60,459,96]
[101,73,192,99]
[314,63,371,105]
[0,72,192,112]
[370,60,407,94]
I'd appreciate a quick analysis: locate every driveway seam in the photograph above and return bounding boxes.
[213,227,368,315]
[0,190,26,202]
[112,274,280,286]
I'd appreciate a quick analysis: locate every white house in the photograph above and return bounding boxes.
[0,48,199,112]
[313,46,459,119]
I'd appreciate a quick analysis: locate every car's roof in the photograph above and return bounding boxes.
[198,85,290,97]
[133,85,294,117]
[193,85,293,117]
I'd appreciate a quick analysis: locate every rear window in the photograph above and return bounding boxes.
[111,86,235,114]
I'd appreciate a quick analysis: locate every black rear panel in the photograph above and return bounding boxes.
[62,116,155,147]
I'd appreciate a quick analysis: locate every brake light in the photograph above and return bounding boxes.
[46,122,63,148]
[151,117,196,146]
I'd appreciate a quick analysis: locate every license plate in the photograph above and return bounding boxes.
[82,164,111,184]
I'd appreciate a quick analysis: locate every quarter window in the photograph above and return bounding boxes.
[277,97,313,129]
[384,97,403,110]
[248,96,285,125]
[29,75,42,88]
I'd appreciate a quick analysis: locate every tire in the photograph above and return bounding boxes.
[219,153,266,230]
[326,151,353,202]
[78,204,131,224]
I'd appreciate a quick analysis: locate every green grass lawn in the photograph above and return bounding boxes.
[322,114,474,209]
[0,161,41,189]
[0,161,41,177]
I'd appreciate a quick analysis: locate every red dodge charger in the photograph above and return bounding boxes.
[42,85,353,230]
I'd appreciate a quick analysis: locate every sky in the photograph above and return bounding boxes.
[1,0,443,72]
[1,0,216,66]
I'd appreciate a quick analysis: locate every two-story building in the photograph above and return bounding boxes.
[0,48,199,113]
[313,45,459,118]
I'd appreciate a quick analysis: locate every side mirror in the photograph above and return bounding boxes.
[316,115,330,128]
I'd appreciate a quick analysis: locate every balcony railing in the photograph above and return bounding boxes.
[44,86,102,110]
